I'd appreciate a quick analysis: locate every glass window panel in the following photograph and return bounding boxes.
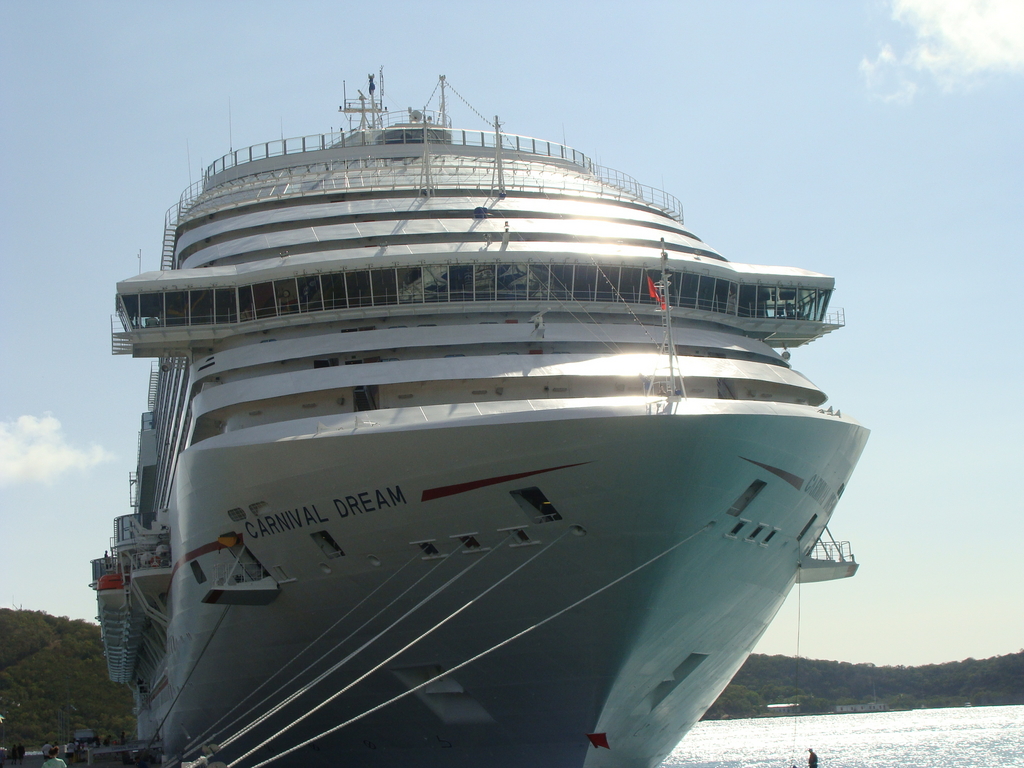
[619,267,642,304]
[697,276,716,311]
[165,292,188,326]
[190,290,213,325]
[713,279,730,314]
[756,286,776,318]
[797,288,817,321]
[397,267,423,304]
[238,285,255,321]
[474,264,495,300]
[679,273,699,309]
[818,289,832,320]
[497,264,527,300]
[121,294,140,329]
[777,288,797,319]
[346,271,372,307]
[297,276,322,313]
[275,279,299,315]
[371,268,398,305]
[422,266,448,303]
[140,293,163,327]
[572,265,597,302]
[252,282,277,319]
[738,284,756,317]
[215,289,237,323]
[448,265,473,302]
[321,274,346,310]
[595,265,619,302]
[549,265,573,300]
[528,264,550,300]
[724,281,738,314]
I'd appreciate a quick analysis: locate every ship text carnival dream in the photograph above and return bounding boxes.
[93,76,869,768]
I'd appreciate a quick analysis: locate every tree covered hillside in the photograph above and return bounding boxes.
[0,609,135,747]
[705,650,1024,719]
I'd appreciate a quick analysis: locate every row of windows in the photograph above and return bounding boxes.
[118,262,832,330]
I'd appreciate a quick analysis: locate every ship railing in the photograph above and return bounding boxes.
[202,128,590,186]
[590,166,683,220]
[163,129,680,238]
[211,560,269,586]
[127,549,171,572]
[343,107,453,131]
[185,157,680,224]
[113,514,136,546]
[128,471,139,508]
[807,539,855,564]
[112,512,160,547]
[111,315,132,355]
[91,556,119,583]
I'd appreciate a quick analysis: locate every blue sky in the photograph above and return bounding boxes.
[1,0,1022,667]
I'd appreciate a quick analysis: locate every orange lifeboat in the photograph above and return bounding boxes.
[97,573,125,591]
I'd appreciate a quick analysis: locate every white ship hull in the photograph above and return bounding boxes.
[147,398,866,768]
[93,86,869,768]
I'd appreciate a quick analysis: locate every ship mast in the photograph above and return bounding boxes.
[660,240,683,399]
[439,75,448,128]
[340,71,384,131]
[492,115,506,196]
[421,113,434,197]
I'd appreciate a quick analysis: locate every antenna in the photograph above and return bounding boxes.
[228,97,233,151]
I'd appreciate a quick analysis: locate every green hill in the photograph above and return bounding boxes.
[705,650,1024,719]
[3,607,1021,742]
[0,609,135,748]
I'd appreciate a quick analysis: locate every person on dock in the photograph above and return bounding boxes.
[42,747,66,768]
[808,748,818,767]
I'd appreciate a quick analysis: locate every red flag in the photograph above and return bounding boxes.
[646,276,666,310]
[586,733,610,749]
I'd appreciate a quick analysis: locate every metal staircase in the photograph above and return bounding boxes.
[160,214,177,271]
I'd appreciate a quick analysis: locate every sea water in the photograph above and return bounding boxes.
[662,704,1024,768]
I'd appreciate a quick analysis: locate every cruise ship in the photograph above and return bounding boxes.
[92,75,869,768]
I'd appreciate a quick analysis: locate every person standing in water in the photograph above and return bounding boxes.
[808,748,818,767]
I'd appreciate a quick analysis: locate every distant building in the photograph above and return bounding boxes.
[835,702,889,713]
[766,703,800,716]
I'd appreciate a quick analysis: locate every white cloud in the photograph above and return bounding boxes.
[0,414,113,486]
[863,0,1024,100]
[861,43,920,103]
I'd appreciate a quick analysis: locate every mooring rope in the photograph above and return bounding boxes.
[793,564,803,765]
[225,526,579,767]
[238,520,714,768]
[216,531,524,754]
[183,549,426,756]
